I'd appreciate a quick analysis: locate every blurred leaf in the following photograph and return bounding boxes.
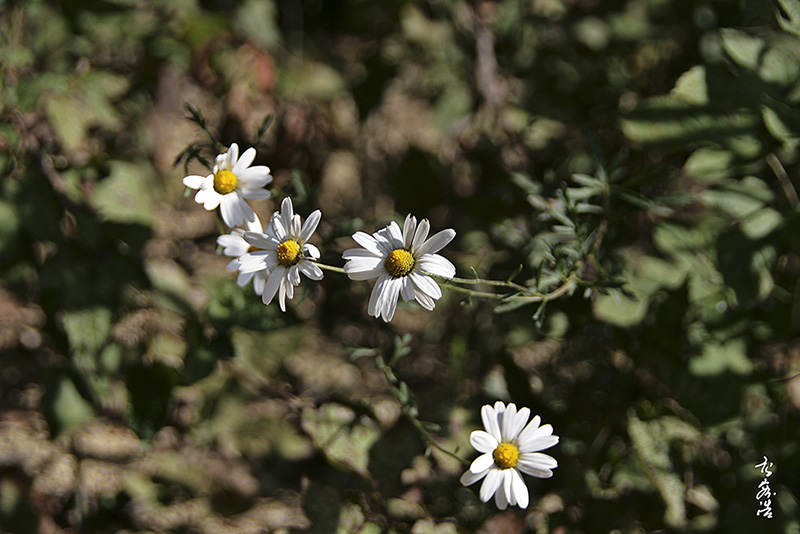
[231,326,305,380]
[234,0,280,50]
[741,207,782,239]
[683,148,735,184]
[593,249,687,327]
[689,338,753,376]
[59,307,112,357]
[719,29,764,70]
[671,65,708,105]
[701,176,773,219]
[93,161,158,225]
[628,415,705,529]
[301,403,381,476]
[43,71,128,152]
[46,374,96,433]
[0,199,20,263]
[777,0,800,38]
[280,61,346,100]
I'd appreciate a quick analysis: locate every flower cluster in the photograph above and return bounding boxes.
[185,144,456,321]
[183,144,560,510]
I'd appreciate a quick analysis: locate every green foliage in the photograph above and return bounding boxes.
[1,0,799,533]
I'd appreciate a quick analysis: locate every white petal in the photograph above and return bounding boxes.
[239,255,268,274]
[470,452,494,474]
[494,479,509,510]
[372,228,397,254]
[287,265,301,286]
[280,197,294,231]
[226,143,239,168]
[412,218,430,251]
[237,165,271,183]
[517,415,541,445]
[183,175,206,189]
[481,404,502,442]
[515,463,554,479]
[304,243,320,260]
[415,291,436,310]
[239,198,256,224]
[511,407,531,440]
[409,272,442,301]
[519,434,559,453]
[460,467,489,487]
[240,188,271,200]
[299,261,323,280]
[301,210,322,242]
[291,214,302,238]
[243,232,276,250]
[350,232,382,255]
[201,190,222,210]
[504,469,516,507]
[519,452,558,470]
[400,276,415,302]
[385,221,404,249]
[501,403,517,442]
[402,214,416,248]
[510,468,529,508]
[219,194,238,227]
[343,247,382,261]
[349,267,386,281]
[245,215,263,233]
[236,271,254,287]
[470,430,499,453]
[345,259,385,280]
[217,234,247,252]
[479,468,502,503]
[277,278,288,311]
[262,267,284,306]
[253,272,266,295]
[417,254,456,279]
[518,420,558,452]
[416,228,456,256]
[226,258,241,271]
[232,147,256,174]
[380,277,402,322]
[367,274,391,318]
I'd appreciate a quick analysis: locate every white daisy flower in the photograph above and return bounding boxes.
[342,214,456,322]
[460,401,559,510]
[216,215,269,296]
[238,197,323,311]
[183,143,272,228]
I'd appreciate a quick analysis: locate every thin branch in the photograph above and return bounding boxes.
[767,153,799,208]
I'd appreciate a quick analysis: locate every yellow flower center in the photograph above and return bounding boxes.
[492,443,519,469]
[276,239,301,267]
[384,248,415,278]
[213,169,238,195]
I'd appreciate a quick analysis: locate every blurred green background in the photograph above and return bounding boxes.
[1,0,799,532]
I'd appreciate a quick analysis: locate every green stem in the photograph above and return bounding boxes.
[445,273,530,294]
[313,261,347,274]
[312,261,579,304]
[427,272,579,303]
[378,363,467,464]
[405,407,468,465]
